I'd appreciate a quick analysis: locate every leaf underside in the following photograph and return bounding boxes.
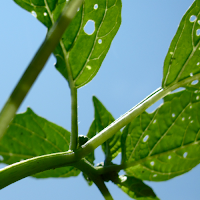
[162,0,200,88]
[0,108,79,178]
[93,96,121,164]
[122,89,200,181]
[116,175,159,200]
[14,0,122,88]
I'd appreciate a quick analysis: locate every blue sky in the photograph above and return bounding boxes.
[0,0,200,199]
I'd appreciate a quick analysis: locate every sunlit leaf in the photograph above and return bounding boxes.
[162,0,200,88]
[0,108,80,178]
[116,175,159,200]
[93,96,121,164]
[14,0,122,88]
[121,89,200,181]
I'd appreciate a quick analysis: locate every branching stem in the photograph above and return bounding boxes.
[1,73,199,190]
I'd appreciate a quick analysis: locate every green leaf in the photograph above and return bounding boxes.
[116,175,159,200]
[162,0,200,88]
[121,89,200,181]
[0,108,80,178]
[14,0,122,88]
[93,96,121,164]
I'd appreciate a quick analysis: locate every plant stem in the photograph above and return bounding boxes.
[0,151,78,189]
[78,87,166,155]
[46,0,79,150]
[59,44,79,151]
[79,73,200,154]
[0,0,84,142]
[70,87,78,150]
[59,36,79,151]
[59,43,79,151]
[73,159,114,200]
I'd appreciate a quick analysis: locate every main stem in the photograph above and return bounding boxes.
[0,0,84,142]
[0,151,79,189]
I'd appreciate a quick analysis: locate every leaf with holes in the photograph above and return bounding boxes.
[93,96,121,164]
[115,175,159,200]
[162,0,200,89]
[0,108,80,178]
[14,0,122,88]
[121,89,200,181]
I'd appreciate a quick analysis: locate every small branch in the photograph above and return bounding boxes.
[0,0,84,141]
[73,159,114,200]
[79,72,200,154]
[70,87,78,150]
[78,87,166,156]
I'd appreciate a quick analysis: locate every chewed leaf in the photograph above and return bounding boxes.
[116,175,159,200]
[69,0,122,87]
[0,108,80,178]
[14,0,122,88]
[93,96,121,164]
[122,89,200,181]
[162,0,200,88]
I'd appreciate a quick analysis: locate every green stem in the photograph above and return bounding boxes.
[0,0,84,142]
[0,151,79,189]
[78,87,165,155]
[80,73,200,154]
[70,87,78,150]
[73,159,113,200]
[55,8,79,151]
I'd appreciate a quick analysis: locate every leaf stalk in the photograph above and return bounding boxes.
[70,87,78,150]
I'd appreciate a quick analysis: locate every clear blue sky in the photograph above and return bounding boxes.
[0,0,199,199]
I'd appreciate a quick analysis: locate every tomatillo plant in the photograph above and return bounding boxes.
[1,0,200,199]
